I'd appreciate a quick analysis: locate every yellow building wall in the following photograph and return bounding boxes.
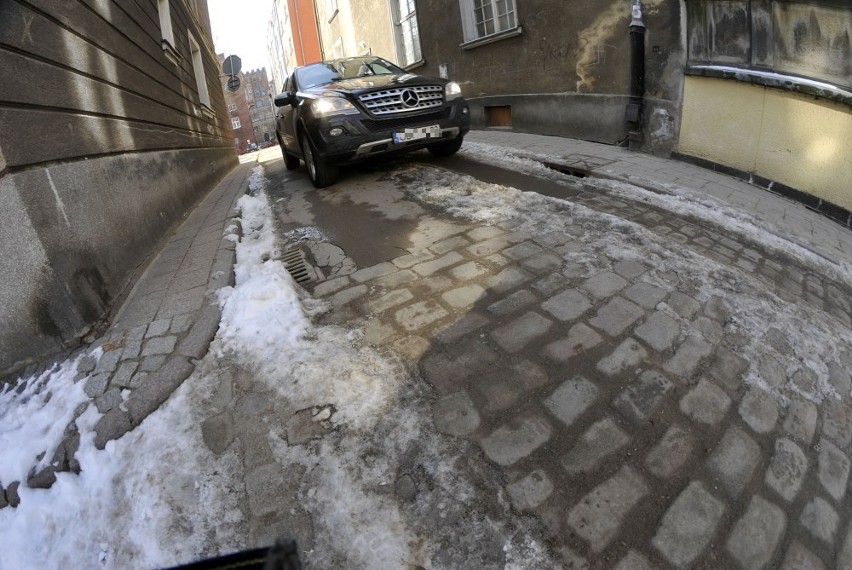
[678,76,852,212]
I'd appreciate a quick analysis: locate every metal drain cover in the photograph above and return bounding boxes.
[282,248,314,284]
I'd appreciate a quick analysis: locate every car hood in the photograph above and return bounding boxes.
[307,74,445,94]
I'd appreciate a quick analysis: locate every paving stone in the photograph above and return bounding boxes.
[395,301,449,332]
[645,425,694,478]
[613,260,646,279]
[112,361,138,388]
[828,361,852,398]
[169,312,195,334]
[693,316,723,345]
[589,297,644,337]
[780,541,825,570]
[558,547,588,569]
[567,466,649,553]
[139,354,167,372]
[799,496,838,545]
[664,336,714,378]
[411,252,464,276]
[391,335,431,362]
[141,335,177,357]
[467,226,504,241]
[561,417,629,475]
[488,290,537,315]
[392,250,434,269]
[739,387,780,434]
[433,312,490,343]
[635,311,680,351]
[726,495,786,570]
[351,262,398,282]
[478,376,525,412]
[519,252,563,274]
[201,413,234,455]
[666,291,701,319]
[430,235,469,255]
[84,373,110,398]
[540,289,591,321]
[544,377,599,428]
[783,396,818,445]
[433,391,480,437]
[486,266,534,293]
[561,262,585,278]
[126,324,148,342]
[449,261,487,280]
[365,289,414,314]
[490,311,552,353]
[480,416,552,466]
[467,237,511,257]
[765,438,809,502]
[707,425,761,497]
[95,389,123,413]
[818,438,851,501]
[77,355,98,374]
[95,349,122,374]
[177,305,221,359]
[485,253,509,267]
[624,282,667,309]
[613,550,654,570]
[532,273,565,296]
[145,318,171,338]
[581,271,628,299]
[758,354,788,389]
[373,269,417,289]
[822,399,852,448]
[680,379,731,424]
[93,408,133,449]
[503,241,544,260]
[313,276,351,297]
[613,370,673,423]
[506,470,554,511]
[121,340,142,360]
[125,356,195,426]
[533,230,572,248]
[541,323,603,363]
[596,338,647,376]
[652,481,725,566]
[504,230,533,243]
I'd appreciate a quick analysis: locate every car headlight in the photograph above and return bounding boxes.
[312,96,358,115]
[445,81,462,100]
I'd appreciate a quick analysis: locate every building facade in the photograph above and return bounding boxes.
[218,54,254,153]
[414,0,851,223]
[0,0,236,374]
[245,69,277,144]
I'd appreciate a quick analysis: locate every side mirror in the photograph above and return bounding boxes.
[274,92,297,107]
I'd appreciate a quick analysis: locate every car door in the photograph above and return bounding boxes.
[277,74,300,154]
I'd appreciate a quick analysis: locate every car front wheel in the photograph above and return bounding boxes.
[427,136,464,157]
[300,132,339,188]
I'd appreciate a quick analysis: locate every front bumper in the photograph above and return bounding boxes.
[305,100,470,164]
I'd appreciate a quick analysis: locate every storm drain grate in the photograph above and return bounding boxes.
[282,248,313,284]
[541,160,589,178]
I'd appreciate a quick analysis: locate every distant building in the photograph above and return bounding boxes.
[267,0,323,93]
[218,55,254,153]
[0,0,236,374]
[245,69,277,144]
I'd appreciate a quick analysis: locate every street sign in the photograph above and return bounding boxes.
[222,54,242,76]
[227,75,241,92]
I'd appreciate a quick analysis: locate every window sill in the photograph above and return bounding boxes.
[162,39,181,65]
[461,26,522,51]
[404,59,425,72]
[201,105,216,119]
[328,9,338,23]
[686,64,852,106]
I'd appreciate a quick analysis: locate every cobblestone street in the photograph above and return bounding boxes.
[261,150,852,568]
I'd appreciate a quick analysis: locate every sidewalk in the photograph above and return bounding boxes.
[87,153,257,449]
[465,130,852,269]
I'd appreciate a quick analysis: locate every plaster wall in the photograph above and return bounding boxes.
[679,76,852,210]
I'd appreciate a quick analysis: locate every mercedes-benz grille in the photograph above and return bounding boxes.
[357,85,444,116]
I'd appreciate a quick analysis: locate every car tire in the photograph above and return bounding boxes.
[300,132,339,188]
[427,136,464,157]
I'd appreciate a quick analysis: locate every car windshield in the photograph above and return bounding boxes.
[295,57,405,89]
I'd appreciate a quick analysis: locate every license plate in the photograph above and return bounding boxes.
[392,124,441,144]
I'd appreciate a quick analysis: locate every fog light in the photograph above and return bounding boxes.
[462,107,469,115]
[329,127,344,136]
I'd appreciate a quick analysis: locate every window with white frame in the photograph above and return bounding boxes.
[327,0,338,21]
[231,117,241,129]
[158,0,180,63]
[228,102,237,112]
[187,32,211,109]
[332,37,344,59]
[459,0,518,43]
[391,0,421,67]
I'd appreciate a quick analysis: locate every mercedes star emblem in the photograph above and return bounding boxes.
[401,89,419,107]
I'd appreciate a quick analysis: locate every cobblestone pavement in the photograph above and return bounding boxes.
[254,141,852,568]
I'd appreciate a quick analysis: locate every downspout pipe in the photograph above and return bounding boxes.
[626,0,646,151]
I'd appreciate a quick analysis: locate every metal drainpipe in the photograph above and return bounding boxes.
[626,0,646,151]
